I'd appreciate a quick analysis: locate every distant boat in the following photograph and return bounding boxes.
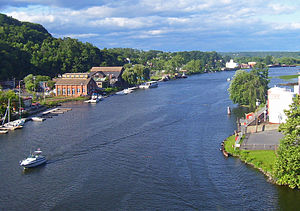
[31,117,46,122]
[139,81,158,89]
[227,78,231,81]
[20,149,47,168]
[85,94,103,103]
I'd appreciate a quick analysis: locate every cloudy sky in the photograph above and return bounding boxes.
[1,0,300,52]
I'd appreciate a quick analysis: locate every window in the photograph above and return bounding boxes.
[72,88,75,95]
[62,88,66,95]
[83,88,85,93]
[67,88,70,95]
[57,88,61,95]
[77,88,80,93]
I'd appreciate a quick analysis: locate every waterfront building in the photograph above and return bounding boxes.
[248,62,257,68]
[90,66,124,87]
[268,87,295,123]
[294,75,300,94]
[54,73,98,97]
[225,59,239,69]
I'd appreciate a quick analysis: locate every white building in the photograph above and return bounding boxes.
[294,75,300,94]
[268,87,295,124]
[225,59,239,69]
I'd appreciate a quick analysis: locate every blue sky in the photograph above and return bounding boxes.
[1,0,300,52]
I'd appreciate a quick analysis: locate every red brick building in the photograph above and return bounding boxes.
[55,73,98,97]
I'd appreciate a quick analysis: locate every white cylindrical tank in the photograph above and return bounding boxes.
[268,87,295,124]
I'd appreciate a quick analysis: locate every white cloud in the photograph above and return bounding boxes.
[2,0,300,51]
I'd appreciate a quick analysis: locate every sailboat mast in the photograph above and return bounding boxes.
[8,98,10,123]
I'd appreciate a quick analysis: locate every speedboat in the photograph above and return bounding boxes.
[31,117,46,122]
[84,94,102,103]
[139,81,158,89]
[20,149,47,168]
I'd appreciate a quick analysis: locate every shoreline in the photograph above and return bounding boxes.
[223,135,278,185]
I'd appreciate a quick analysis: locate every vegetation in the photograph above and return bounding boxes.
[0,90,22,118]
[40,96,88,107]
[122,64,150,85]
[228,63,269,111]
[0,13,226,83]
[277,75,299,80]
[224,135,276,176]
[275,95,300,189]
[221,52,300,66]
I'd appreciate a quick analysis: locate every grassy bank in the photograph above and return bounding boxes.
[224,135,276,178]
[40,96,89,107]
[277,74,298,80]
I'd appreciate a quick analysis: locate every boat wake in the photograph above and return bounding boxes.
[47,118,183,164]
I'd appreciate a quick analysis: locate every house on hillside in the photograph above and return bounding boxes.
[90,66,124,87]
[225,59,239,69]
[54,73,98,97]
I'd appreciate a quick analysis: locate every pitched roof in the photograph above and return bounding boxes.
[55,78,92,86]
[90,67,123,72]
[90,67,124,78]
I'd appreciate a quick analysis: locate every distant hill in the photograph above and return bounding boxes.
[0,13,123,81]
[220,52,300,58]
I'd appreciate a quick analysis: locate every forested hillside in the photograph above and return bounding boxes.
[0,13,123,80]
[0,13,226,81]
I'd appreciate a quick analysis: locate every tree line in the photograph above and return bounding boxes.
[0,13,226,84]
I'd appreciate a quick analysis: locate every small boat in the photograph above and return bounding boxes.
[227,78,231,81]
[139,81,158,89]
[0,129,8,134]
[20,149,47,168]
[85,94,102,103]
[115,90,126,95]
[31,117,46,122]
[227,106,231,115]
[123,88,133,94]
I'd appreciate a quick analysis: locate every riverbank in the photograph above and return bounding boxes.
[224,135,277,183]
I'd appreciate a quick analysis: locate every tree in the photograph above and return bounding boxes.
[274,95,300,189]
[228,69,268,111]
[122,64,150,86]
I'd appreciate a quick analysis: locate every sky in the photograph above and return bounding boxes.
[1,0,300,52]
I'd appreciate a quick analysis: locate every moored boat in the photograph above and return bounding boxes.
[139,81,158,89]
[31,117,46,122]
[20,149,47,168]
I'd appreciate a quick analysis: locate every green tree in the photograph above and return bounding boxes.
[275,95,300,189]
[228,69,267,111]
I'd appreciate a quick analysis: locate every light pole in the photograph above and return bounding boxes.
[255,99,260,133]
[18,80,23,119]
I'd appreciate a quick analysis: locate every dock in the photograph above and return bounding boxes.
[41,107,72,117]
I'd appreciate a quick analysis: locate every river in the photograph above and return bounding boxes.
[0,67,299,210]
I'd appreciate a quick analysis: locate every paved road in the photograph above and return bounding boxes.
[241,130,284,150]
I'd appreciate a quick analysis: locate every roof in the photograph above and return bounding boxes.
[55,78,93,86]
[90,67,123,72]
[89,71,106,77]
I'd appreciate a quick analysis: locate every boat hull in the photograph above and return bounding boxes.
[20,157,47,168]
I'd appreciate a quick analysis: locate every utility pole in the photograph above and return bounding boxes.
[19,80,22,119]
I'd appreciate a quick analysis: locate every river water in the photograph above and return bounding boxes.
[0,68,299,210]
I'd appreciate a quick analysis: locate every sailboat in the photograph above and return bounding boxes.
[1,99,24,130]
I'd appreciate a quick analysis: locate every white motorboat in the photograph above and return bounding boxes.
[20,149,47,168]
[123,88,133,94]
[115,90,126,95]
[85,94,102,103]
[116,88,134,95]
[31,117,46,122]
[139,81,158,89]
